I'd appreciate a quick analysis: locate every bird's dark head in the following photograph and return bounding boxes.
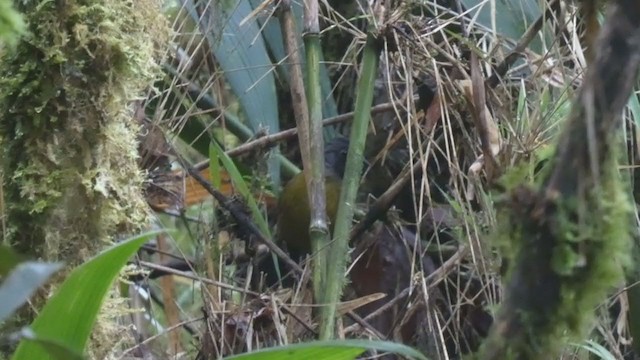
[324,136,350,179]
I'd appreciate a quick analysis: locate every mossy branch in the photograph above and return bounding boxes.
[481,1,640,358]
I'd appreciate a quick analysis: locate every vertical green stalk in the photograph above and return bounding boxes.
[281,0,333,320]
[303,0,331,321]
[320,32,382,340]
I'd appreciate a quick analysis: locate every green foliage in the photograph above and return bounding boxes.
[461,0,549,53]
[176,0,339,187]
[497,83,571,192]
[10,331,83,360]
[574,340,617,360]
[0,245,23,276]
[183,0,282,186]
[223,340,428,360]
[11,230,166,360]
[210,141,271,237]
[0,0,24,45]
[497,143,554,191]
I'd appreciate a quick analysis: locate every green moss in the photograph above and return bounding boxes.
[490,146,631,358]
[551,158,631,333]
[493,144,556,264]
[498,144,555,191]
[0,2,168,356]
[0,0,167,260]
[0,0,168,357]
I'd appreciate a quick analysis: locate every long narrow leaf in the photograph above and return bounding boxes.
[12,230,167,360]
[223,340,428,360]
[182,0,281,185]
[247,0,338,120]
[461,0,546,51]
[0,262,62,323]
[210,141,270,237]
[14,329,83,360]
[207,0,279,133]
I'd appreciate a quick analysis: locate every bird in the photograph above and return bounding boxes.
[276,137,350,261]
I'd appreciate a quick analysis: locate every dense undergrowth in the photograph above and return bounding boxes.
[2,0,640,359]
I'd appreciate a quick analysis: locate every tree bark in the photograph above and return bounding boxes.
[0,1,168,357]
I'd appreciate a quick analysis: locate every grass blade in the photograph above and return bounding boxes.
[210,141,270,237]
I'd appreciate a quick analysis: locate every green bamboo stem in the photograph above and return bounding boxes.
[302,0,331,315]
[280,1,333,316]
[320,32,382,340]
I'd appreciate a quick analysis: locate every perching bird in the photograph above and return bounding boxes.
[276,137,350,261]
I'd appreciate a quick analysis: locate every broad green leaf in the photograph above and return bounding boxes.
[13,329,83,360]
[461,0,547,53]
[223,340,428,360]
[183,0,281,186]
[207,0,279,133]
[171,2,304,180]
[12,230,167,360]
[0,262,62,323]
[247,0,286,69]
[227,345,363,360]
[162,64,298,177]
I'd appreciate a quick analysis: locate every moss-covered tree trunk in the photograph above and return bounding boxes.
[0,0,167,356]
[479,1,640,358]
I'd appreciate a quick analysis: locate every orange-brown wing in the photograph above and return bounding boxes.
[181,168,277,209]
